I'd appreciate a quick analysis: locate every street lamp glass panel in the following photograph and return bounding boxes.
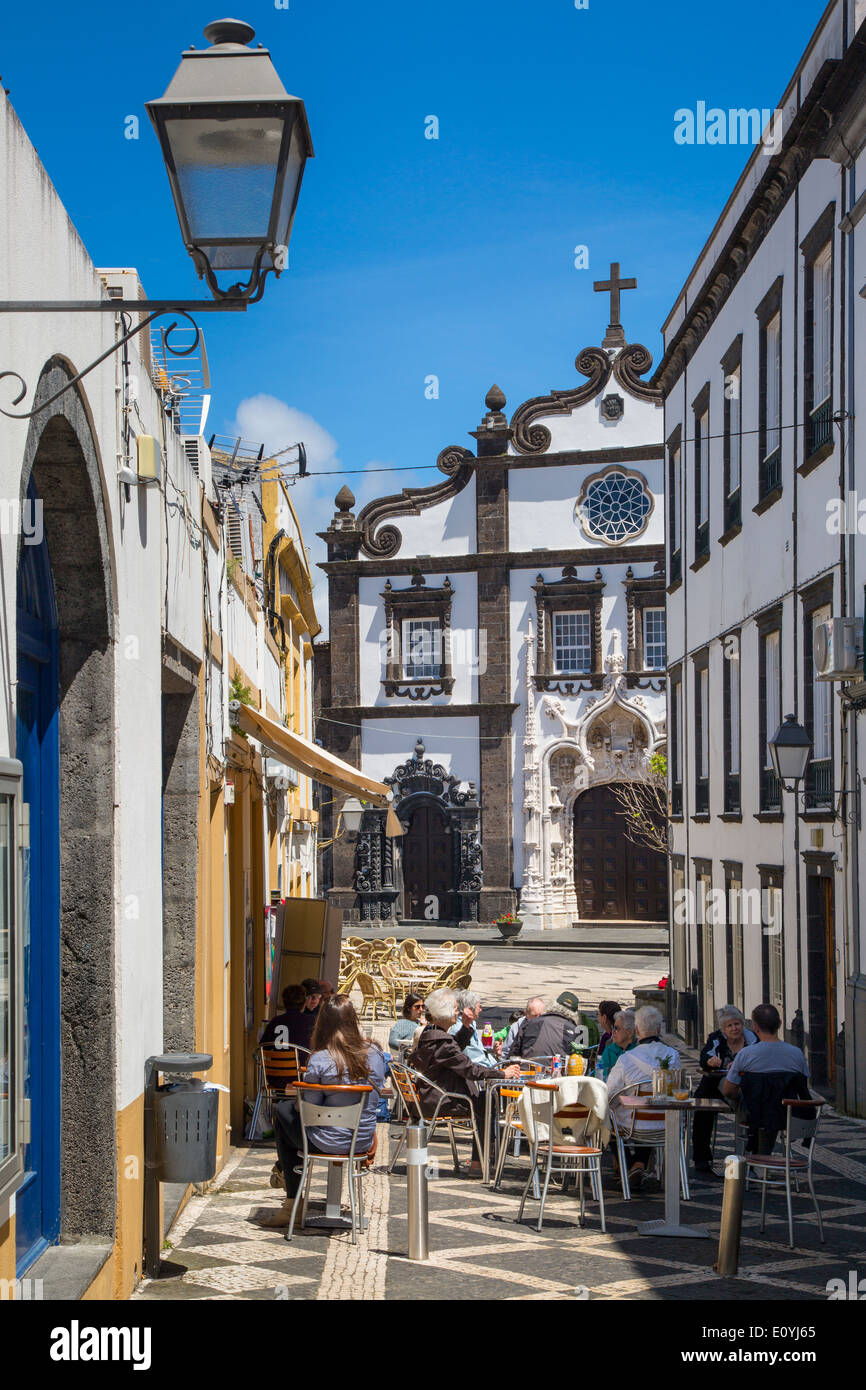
[768,715,812,784]
[164,116,287,249]
[340,798,364,834]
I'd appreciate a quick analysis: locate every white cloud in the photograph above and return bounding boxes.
[228,394,340,471]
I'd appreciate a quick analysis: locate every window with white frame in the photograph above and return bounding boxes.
[671,445,681,551]
[643,608,666,670]
[403,618,442,679]
[812,605,832,759]
[697,408,710,526]
[763,628,781,768]
[698,666,709,778]
[729,646,740,775]
[553,610,592,674]
[812,243,832,410]
[766,886,784,1015]
[765,311,782,459]
[672,675,682,785]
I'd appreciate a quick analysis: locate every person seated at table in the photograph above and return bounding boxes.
[510,996,580,1061]
[596,1009,636,1080]
[450,989,500,1066]
[606,1005,680,1193]
[410,988,520,1174]
[597,1000,623,1054]
[692,1005,756,1177]
[721,1004,809,1153]
[500,999,545,1061]
[260,984,312,1049]
[301,977,323,1017]
[253,994,387,1228]
[389,992,425,1050]
[318,979,335,1003]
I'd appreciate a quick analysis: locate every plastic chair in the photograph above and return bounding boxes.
[286,1081,374,1246]
[387,1061,481,1174]
[517,1081,606,1232]
[744,1097,827,1247]
[247,1044,309,1139]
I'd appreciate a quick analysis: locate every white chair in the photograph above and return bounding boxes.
[286,1081,374,1246]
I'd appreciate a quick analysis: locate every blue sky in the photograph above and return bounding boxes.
[3,0,827,603]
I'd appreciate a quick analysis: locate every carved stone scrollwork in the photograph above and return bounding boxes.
[356,446,474,558]
[510,347,612,454]
[612,343,663,404]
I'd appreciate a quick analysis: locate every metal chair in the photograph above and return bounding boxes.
[286,1081,374,1245]
[743,1097,827,1247]
[247,1043,309,1140]
[608,1081,690,1201]
[517,1081,606,1232]
[387,1061,481,1174]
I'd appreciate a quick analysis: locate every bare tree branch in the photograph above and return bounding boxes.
[607,753,671,856]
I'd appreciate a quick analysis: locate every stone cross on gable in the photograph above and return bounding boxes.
[593,261,637,349]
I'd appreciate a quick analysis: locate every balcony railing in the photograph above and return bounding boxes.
[804,757,832,810]
[807,399,833,458]
[760,447,782,498]
[761,766,781,811]
[724,772,740,813]
[724,489,741,533]
[695,777,709,815]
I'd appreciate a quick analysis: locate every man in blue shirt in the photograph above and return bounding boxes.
[722,1003,809,1098]
[450,989,499,1067]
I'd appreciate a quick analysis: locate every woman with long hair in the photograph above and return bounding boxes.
[254,994,386,1227]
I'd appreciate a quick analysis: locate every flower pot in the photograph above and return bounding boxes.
[495,918,523,940]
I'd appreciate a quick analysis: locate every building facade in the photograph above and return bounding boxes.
[655,0,866,1113]
[0,88,312,1296]
[317,285,668,930]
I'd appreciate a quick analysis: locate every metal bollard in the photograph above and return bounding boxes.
[406,1123,430,1262]
[714,1153,745,1277]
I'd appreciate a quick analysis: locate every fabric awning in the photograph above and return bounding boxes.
[233,704,390,806]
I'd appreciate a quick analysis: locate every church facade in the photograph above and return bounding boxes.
[316,272,668,929]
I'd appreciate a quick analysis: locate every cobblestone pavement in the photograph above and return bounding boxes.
[133,1102,866,1302]
[132,951,865,1302]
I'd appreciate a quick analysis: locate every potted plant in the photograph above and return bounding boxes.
[493,911,523,941]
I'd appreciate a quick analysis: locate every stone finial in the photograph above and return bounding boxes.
[485,383,506,413]
[414,738,426,759]
[334,484,355,512]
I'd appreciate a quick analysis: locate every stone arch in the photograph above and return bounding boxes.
[18,359,117,1243]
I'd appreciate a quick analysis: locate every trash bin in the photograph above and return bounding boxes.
[154,1078,219,1183]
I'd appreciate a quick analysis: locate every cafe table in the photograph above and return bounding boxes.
[619,1094,729,1238]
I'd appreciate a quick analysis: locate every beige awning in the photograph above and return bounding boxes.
[234,704,390,806]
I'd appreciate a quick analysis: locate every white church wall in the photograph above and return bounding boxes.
[507,395,662,456]
[508,458,665,553]
[376,477,477,558]
[360,716,480,790]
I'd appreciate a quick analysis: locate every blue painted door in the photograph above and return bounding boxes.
[15,490,60,1275]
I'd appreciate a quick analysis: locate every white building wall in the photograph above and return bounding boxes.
[361,716,480,790]
[358,571,478,707]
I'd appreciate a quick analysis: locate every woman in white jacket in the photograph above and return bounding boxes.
[606,1005,680,1192]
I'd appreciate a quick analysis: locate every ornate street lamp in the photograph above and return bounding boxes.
[768,714,812,790]
[339,798,365,836]
[146,18,314,303]
[0,17,313,420]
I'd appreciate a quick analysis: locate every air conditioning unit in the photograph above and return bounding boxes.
[182,435,213,499]
[815,617,863,680]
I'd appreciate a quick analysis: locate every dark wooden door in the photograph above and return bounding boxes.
[806,873,836,1086]
[402,803,452,921]
[574,784,667,921]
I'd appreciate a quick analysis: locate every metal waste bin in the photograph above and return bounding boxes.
[154,1078,219,1183]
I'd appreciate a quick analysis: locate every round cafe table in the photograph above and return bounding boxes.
[619,1094,729,1239]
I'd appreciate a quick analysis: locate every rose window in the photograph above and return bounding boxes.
[576,468,652,545]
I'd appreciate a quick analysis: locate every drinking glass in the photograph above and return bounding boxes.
[672,1073,691,1102]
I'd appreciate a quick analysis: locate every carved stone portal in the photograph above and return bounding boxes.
[353,739,482,926]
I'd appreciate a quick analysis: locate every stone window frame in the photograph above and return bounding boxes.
[624,564,666,683]
[800,203,836,474]
[667,423,683,591]
[533,567,605,691]
[800,573,834,815]
[720,335,743,542]
[755,276,784,513]
[381,574,455,696]
[691,382,711,570]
